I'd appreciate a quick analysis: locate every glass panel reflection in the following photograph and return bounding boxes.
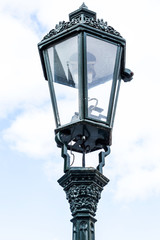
[87,36,117,122]
[47,36,79,125]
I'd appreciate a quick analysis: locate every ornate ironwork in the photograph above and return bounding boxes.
[66,184,101,215]
[42,4,122,40]
[58,167,109,240]
[43,18,121,40]
[58,167,109,216]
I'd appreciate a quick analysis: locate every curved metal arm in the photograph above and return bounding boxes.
[97,146,111,174]
[62,144,71,172]
[55,132,70,173]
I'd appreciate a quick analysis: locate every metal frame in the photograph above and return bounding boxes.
[40,27,125,126]
[38,24,126,83]
[39,26,125,160]
[37,5,131,168]
[78,32,86,120]
[107,45,122,126]
[43,50,60,128]
[82,32,123,127]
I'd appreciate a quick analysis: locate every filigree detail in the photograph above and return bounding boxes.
[58,168,109,218]
[65,184,102,215]
[42,17,121,40]
[43,19,81,40]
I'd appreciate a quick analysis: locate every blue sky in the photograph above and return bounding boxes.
[0,0,160,239]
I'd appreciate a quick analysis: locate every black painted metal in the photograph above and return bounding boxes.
[58,167,109,240]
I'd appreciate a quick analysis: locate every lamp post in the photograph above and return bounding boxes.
[38,3,133,240]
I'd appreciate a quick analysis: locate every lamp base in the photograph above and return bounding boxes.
[55,119,112,154]
[58,167,109,240]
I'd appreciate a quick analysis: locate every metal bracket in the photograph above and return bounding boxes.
[55,132,71,173]
[56,132,111,173]
[97,146,111,174]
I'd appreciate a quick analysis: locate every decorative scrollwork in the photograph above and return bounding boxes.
[42,16,122,40]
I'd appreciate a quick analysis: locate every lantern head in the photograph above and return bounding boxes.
[38,4,133,170]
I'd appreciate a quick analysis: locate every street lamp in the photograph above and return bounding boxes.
[38,3,133,240]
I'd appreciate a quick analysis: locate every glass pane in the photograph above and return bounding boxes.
[87,36,117,122]
[47,36,79,125]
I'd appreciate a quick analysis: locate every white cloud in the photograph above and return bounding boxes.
[44,160,63,183]
[0,11,50,118]
[113,159,160,202]
[0,0,82,31]
[3,106,57,159]
[107,76,160,201]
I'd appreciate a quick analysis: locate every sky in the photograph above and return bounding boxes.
[0,0,160,240]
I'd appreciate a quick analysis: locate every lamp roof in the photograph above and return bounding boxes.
[42,4,122,41]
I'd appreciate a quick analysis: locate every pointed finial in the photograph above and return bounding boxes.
[69,3,96,21]
[79,3,88,9]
